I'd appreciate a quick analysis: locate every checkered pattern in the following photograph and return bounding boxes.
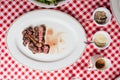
[0,0,120,80]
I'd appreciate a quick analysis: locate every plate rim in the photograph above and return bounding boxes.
[29,0,70,8]
[110,0,120,25]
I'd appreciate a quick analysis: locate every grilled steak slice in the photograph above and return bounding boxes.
[43,44,50,53]
[22,24,50,54]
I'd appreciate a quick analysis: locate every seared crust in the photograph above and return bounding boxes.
[22,25,50,54]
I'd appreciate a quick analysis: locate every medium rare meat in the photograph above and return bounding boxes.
[43,44,50,53]
[39,25,46,42]
[22,25,50,54]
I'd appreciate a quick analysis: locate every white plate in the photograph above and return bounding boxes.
[7,9,86,71]
[30,0,69,8]
[110,0,120,25]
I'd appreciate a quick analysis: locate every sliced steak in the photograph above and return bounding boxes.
[43,44,50,53]
[22,24,50,54]
[28,42,38,54]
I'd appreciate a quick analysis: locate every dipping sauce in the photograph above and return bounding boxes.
[94,11,107,24]
[94,33,107,47]
[95,58,106,69]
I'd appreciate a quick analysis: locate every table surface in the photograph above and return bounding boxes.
[0,0,120,80]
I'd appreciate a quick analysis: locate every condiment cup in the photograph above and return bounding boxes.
[88,55,112,71]
[92,7,112,26]
[92,31,111,50]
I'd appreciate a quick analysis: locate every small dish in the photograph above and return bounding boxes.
[92,31,111,49]
[88,55,112,71]
[30,0,69,8]
[92,7,112,26]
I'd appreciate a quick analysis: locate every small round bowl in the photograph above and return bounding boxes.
[94,57,112,70]
[89,55,112,71]
[92,31,111,49]
[30,0,70,8]
[92,7,112,26]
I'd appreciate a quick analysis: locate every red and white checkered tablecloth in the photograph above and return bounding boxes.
[0,0,120,80]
